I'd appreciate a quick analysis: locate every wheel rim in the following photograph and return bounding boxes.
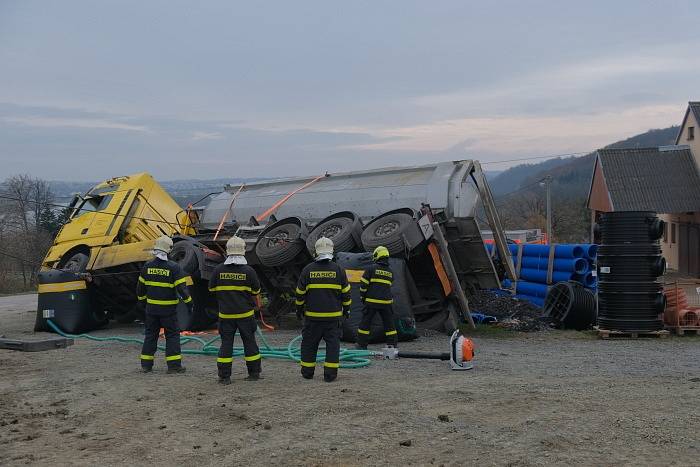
[374,220,399,238]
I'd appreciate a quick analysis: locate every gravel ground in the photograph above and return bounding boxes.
[1,294,698,466]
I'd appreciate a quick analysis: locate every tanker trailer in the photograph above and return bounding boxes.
[180,160,516,332]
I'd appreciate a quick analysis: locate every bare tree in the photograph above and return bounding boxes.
[0,175,59,292]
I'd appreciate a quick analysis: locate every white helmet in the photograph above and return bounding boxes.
[314,236,334,257]
[226,236,246,256]
[153,235,173,254]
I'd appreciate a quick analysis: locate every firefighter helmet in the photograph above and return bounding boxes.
[153,235,173,254]
[372,245,390,261]
[315,236,334,256]
[226,236,246,256]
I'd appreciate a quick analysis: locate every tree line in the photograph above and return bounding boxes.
[0,175,70,294]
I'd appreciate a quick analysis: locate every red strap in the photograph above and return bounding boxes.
[213,184,245,241]
[255,173,326,222]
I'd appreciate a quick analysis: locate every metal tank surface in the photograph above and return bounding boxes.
[200,161,481,229]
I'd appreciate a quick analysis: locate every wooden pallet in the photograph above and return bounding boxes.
[665,326,700,336]
[595,327,670,339]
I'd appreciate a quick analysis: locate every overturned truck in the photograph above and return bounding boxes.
[177,160,515,334]
[36,160,516,336]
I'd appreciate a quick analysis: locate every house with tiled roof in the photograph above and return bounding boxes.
[676,101,700,164]
[587,102,700,277]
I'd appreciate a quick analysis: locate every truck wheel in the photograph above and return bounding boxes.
[59,252,89,273]
[170,242,199,275]
[306,212,362,255]
[255,218,307,267]
[361,212,414,255]
[415,310,449,331]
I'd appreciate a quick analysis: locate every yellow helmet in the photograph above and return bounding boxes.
[315,236,334,256]
[153,235,173,254]
[373,245,389,261]
[226,236,246,256]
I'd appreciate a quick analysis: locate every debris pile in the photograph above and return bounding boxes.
[468,290,550,332]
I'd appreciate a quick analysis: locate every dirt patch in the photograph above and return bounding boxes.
[1,294,698,466]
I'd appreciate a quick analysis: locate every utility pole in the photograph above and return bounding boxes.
[544,175,553,244]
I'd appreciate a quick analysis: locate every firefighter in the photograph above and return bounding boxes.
[209,236,262,385]
[356,246,397,350]
[137,235,192,373]
[295,237,351,382]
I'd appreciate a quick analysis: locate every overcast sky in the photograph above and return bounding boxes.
[1,1,698,181]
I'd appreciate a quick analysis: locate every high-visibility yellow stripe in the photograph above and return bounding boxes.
[323,362,339,368]
[217,357,233,363]
[142,280,175,288]
[138,276,146,283]
[365,298,393,305]
[184,276,194,286]
[182,296,192,303]
[341,284,351,293]
[146,298,180,306]
[137,295,147,301]
[370,278,392,285]
[360,277,369,284]
[359,288,367,293]
[251,288,261,295]
[385,330,398,336]
[342,299,352,306]
[305,311,343,318]
[38,281,87,294]
[295,287,307,295]
[295,300,305,306]
[300,360,315,367]
[307,283,341,290]
[244,354,262,362]
[218,310,254,319]
[165,354,182,361]
[140,354,155,361]
[357,329,370,335]
[210,285,253,293]
[173,276,191,286]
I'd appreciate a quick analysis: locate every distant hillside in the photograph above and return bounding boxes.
[492,125,680,242]
[491,126,680,199]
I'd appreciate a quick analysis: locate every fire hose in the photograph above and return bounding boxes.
[46,320,376,368]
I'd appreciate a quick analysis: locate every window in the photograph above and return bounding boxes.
[671,223,676,244]
[689,126,695,141]
[71,194,114,219]
[663,222,668,243]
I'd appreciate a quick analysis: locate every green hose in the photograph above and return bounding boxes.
[46,320,375,368]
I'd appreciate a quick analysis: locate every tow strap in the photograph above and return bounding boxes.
[255,173,328,222]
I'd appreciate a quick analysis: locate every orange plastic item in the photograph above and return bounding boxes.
[427,242,452,296]
[461,338,474,362]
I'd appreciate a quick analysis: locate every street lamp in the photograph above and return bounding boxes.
[539,176,553,244]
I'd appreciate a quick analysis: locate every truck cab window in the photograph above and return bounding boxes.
[72,194,114,218]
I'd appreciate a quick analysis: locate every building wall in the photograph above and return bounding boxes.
[677,110,700,168]
[659,212,700,271]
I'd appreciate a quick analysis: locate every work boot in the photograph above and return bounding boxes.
[218,377,232,385]
[244,373,262,381]
[301,368,314,380]
[323,373,337,383]
[167,366,186,374]
[141,366,153,373]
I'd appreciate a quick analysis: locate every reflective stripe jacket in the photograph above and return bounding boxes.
[295,259,351,320]
[136,258,191,316]
[208,263,261,319]
[360,260,394,309]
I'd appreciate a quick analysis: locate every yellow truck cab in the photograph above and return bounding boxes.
[38,173,209,330]
[44,173,193,272]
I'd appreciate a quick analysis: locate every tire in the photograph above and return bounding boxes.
[170,242,199,275]
[177,283,216,331]
[59,252,89,273]
[361,212,415,255]
[415,310,449,331]
[306,212,362,255]
[255,218,307,267]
